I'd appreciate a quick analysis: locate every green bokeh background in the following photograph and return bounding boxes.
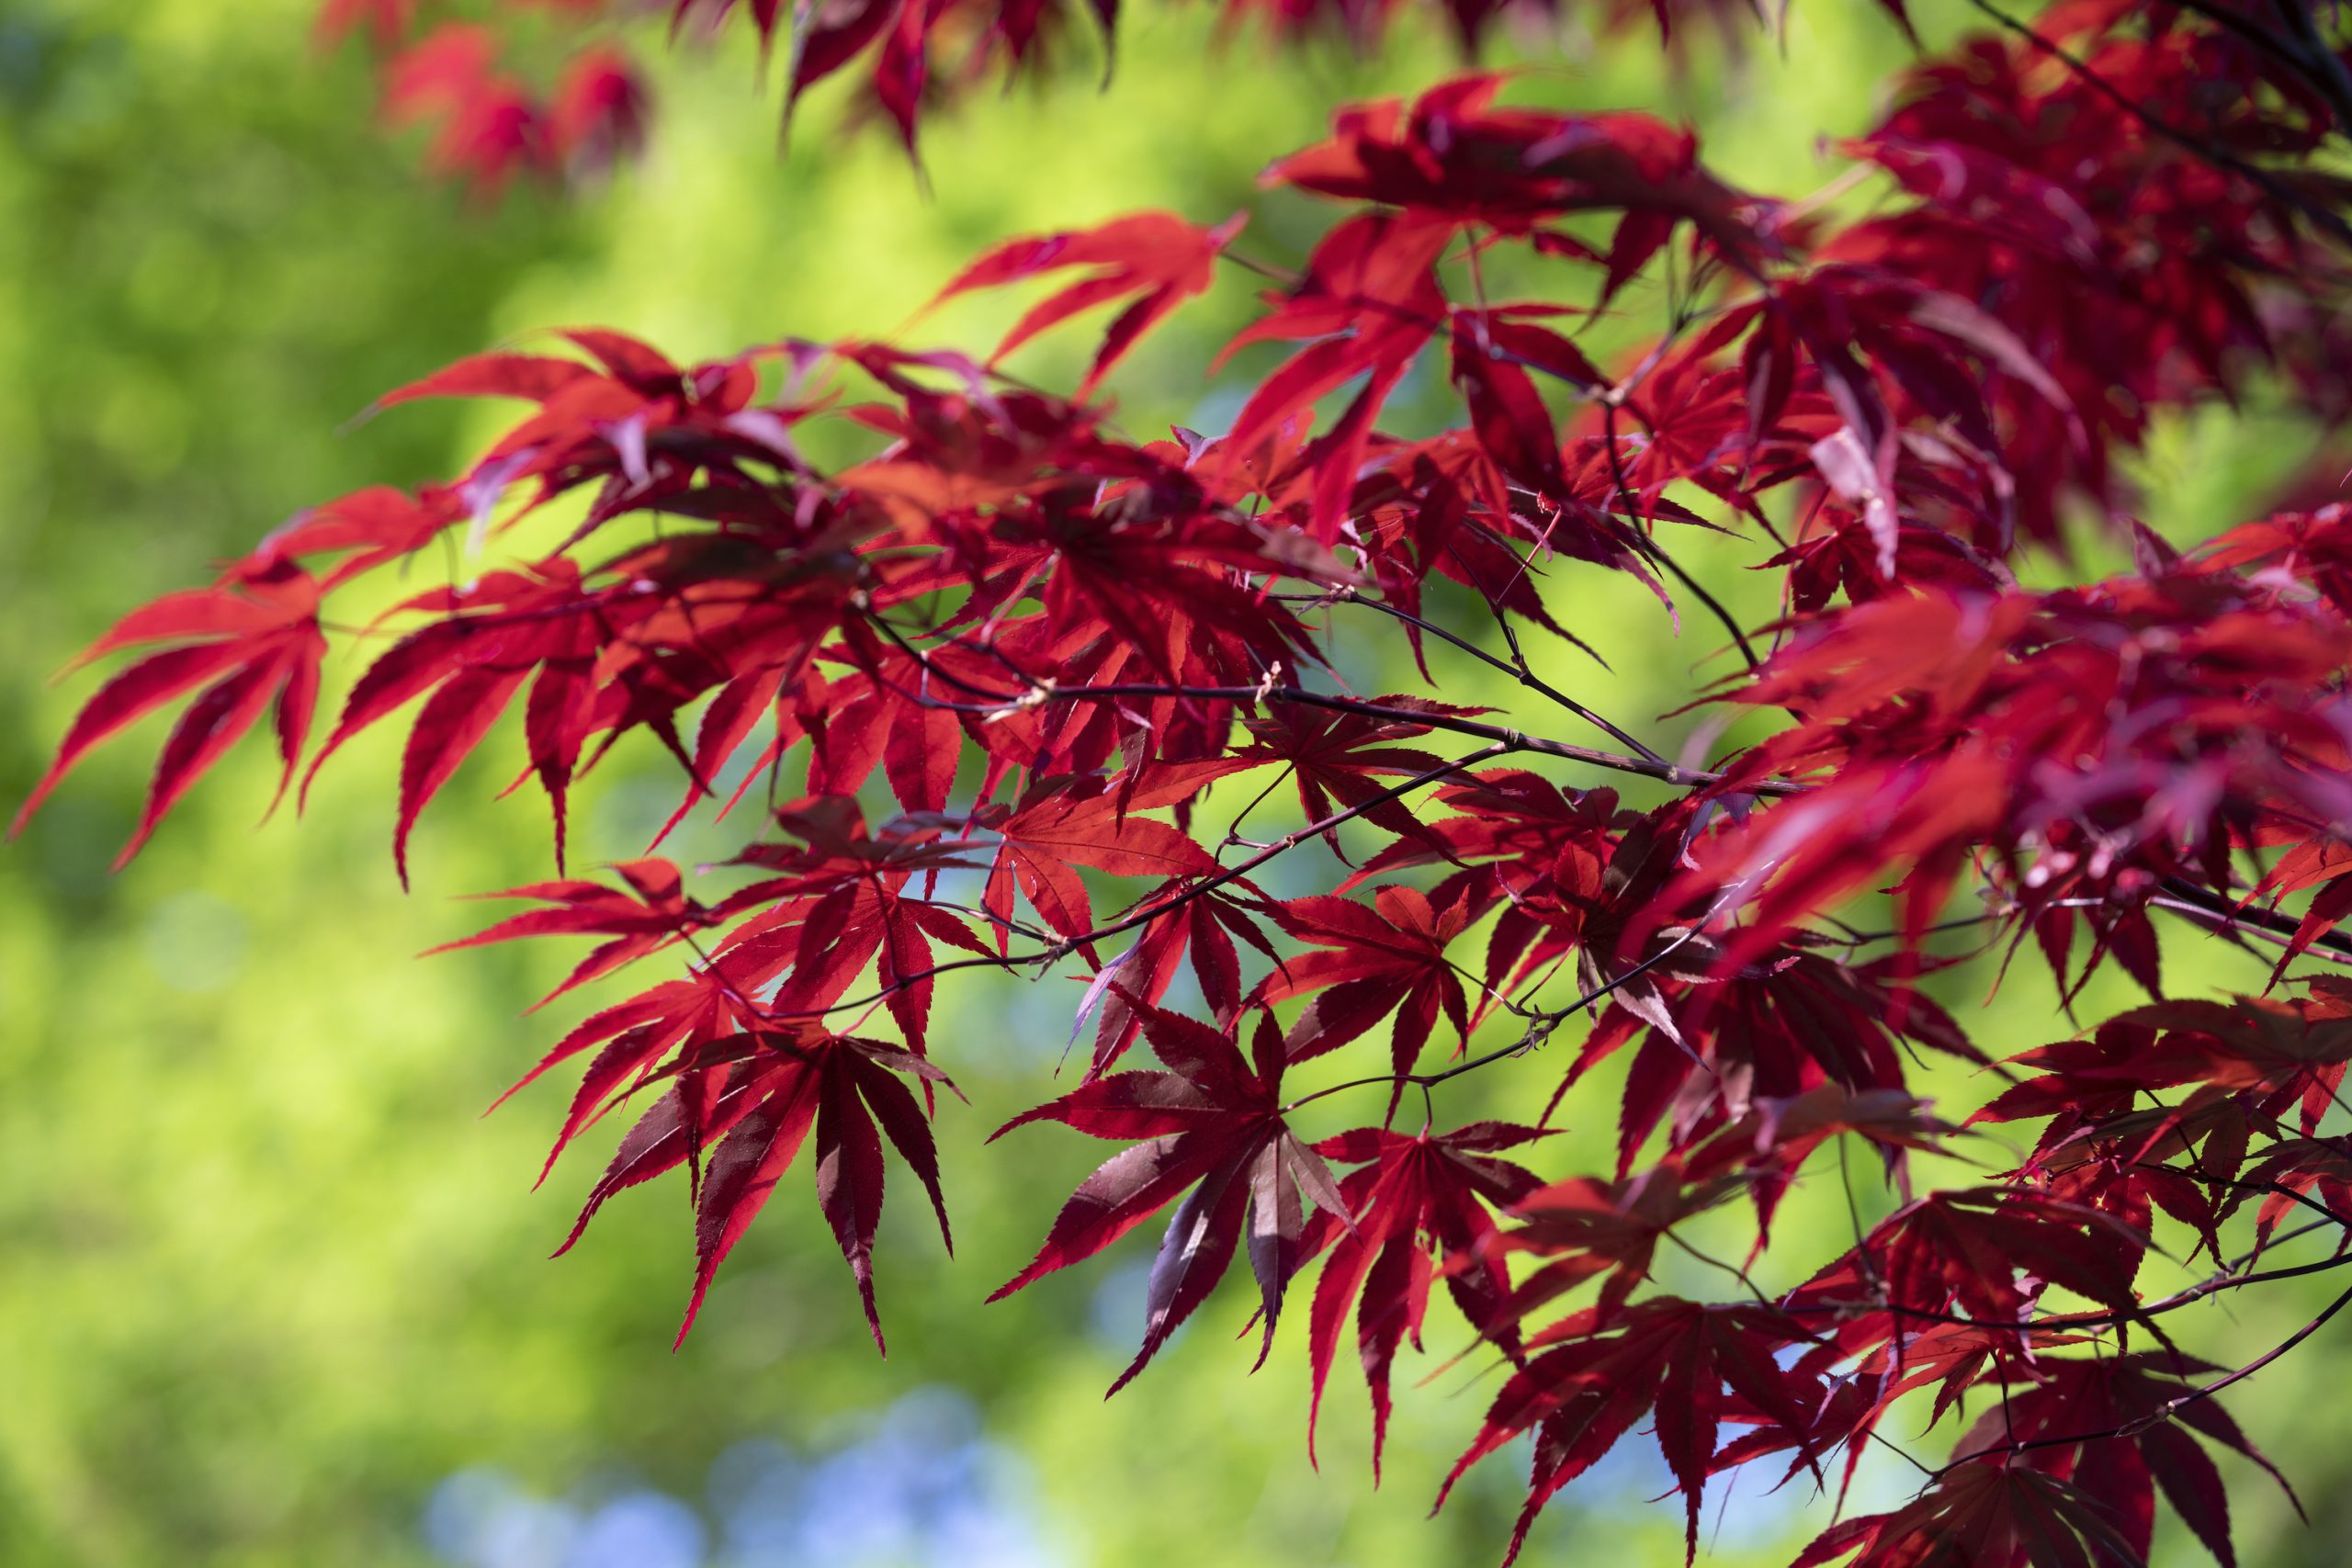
[1,2,2343,1564]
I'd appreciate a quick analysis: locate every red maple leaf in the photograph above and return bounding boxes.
[1793,1461,2146,1568]
[1297,1121,1552,1472]
[1939,1353,2297,1568]
[1783,1189,2150,1331]
[379,25,550,200]
[1494,1156,1745,1322]
[728,795,991,1050]
[555,1025,956,1352]
[1440,1296,1824,1565]
[933,211,1248,398]
[424,855,718,1010]
[989,1003,1346,1391]
[975,773,1219,951]
[15,559,326,866]
[1259,886,1475,1098]
[1231,697,1466,853]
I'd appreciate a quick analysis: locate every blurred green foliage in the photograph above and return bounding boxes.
[3,1,2346,1565]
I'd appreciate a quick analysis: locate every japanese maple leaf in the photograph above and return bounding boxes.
[1942,1353,2295,1568]
[1070,881,1281,1077]
[1262,75,1767,272]
[1494,1157,1745,1323]
[1842,133,2099,267]
[1676,577,2352,986]
[1337,436,1650,651]
[302,561,605,885]
[494,967,752,1184]
[933,211,1248,398]
[1449,304,1603,505]
[379,25,548,200]
[728,795,991,1050]
[1439,1297,1823,1565]
[803,634,978,814]
[989,1003,1347,1392]
[1258,886,1474,1098]
[2198,505,2352,617]
[1685,1084,1959,1243]
[1230,698,1464,852]
[1782,1190,2150,1329]
[1793,1461,2145,1568]
[1215,209,1453,541]
[992,501,1340,685]
[1563,948,1981,1178]
[2253,832,2352,979]
[1731,1084,1955,1170]
[1297,1122,1552,1473]
[664,612,993,850]
[1341,769,1620,890]
[548,46,647,171]
[975,774,1219,951]
[15,558,326,866]
[1741,1318,2094,1507]
[1568,801,1726,1046]
[1966,1015,2170,1139]
[1718,265,2070,570]
[369,350,599,413]
[2041,1140,2232,1273]
[648,660,825,848]
[553,1026,956,1352]
[1976,991,2352,1141]
[424,855,718,1010]
[2221,1135,2352,1256]
[248,484,465,590]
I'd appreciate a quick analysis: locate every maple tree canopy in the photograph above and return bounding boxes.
[28,0,2352,1562]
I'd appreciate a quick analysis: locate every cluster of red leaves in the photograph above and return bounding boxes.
[320,0,1862,180]
[1664,560,2352,996]
[1824,0,2352,547]
[325,10,646,197]
[33,5,2352,1566]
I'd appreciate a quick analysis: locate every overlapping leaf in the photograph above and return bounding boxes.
[991,1003,1345,1391]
